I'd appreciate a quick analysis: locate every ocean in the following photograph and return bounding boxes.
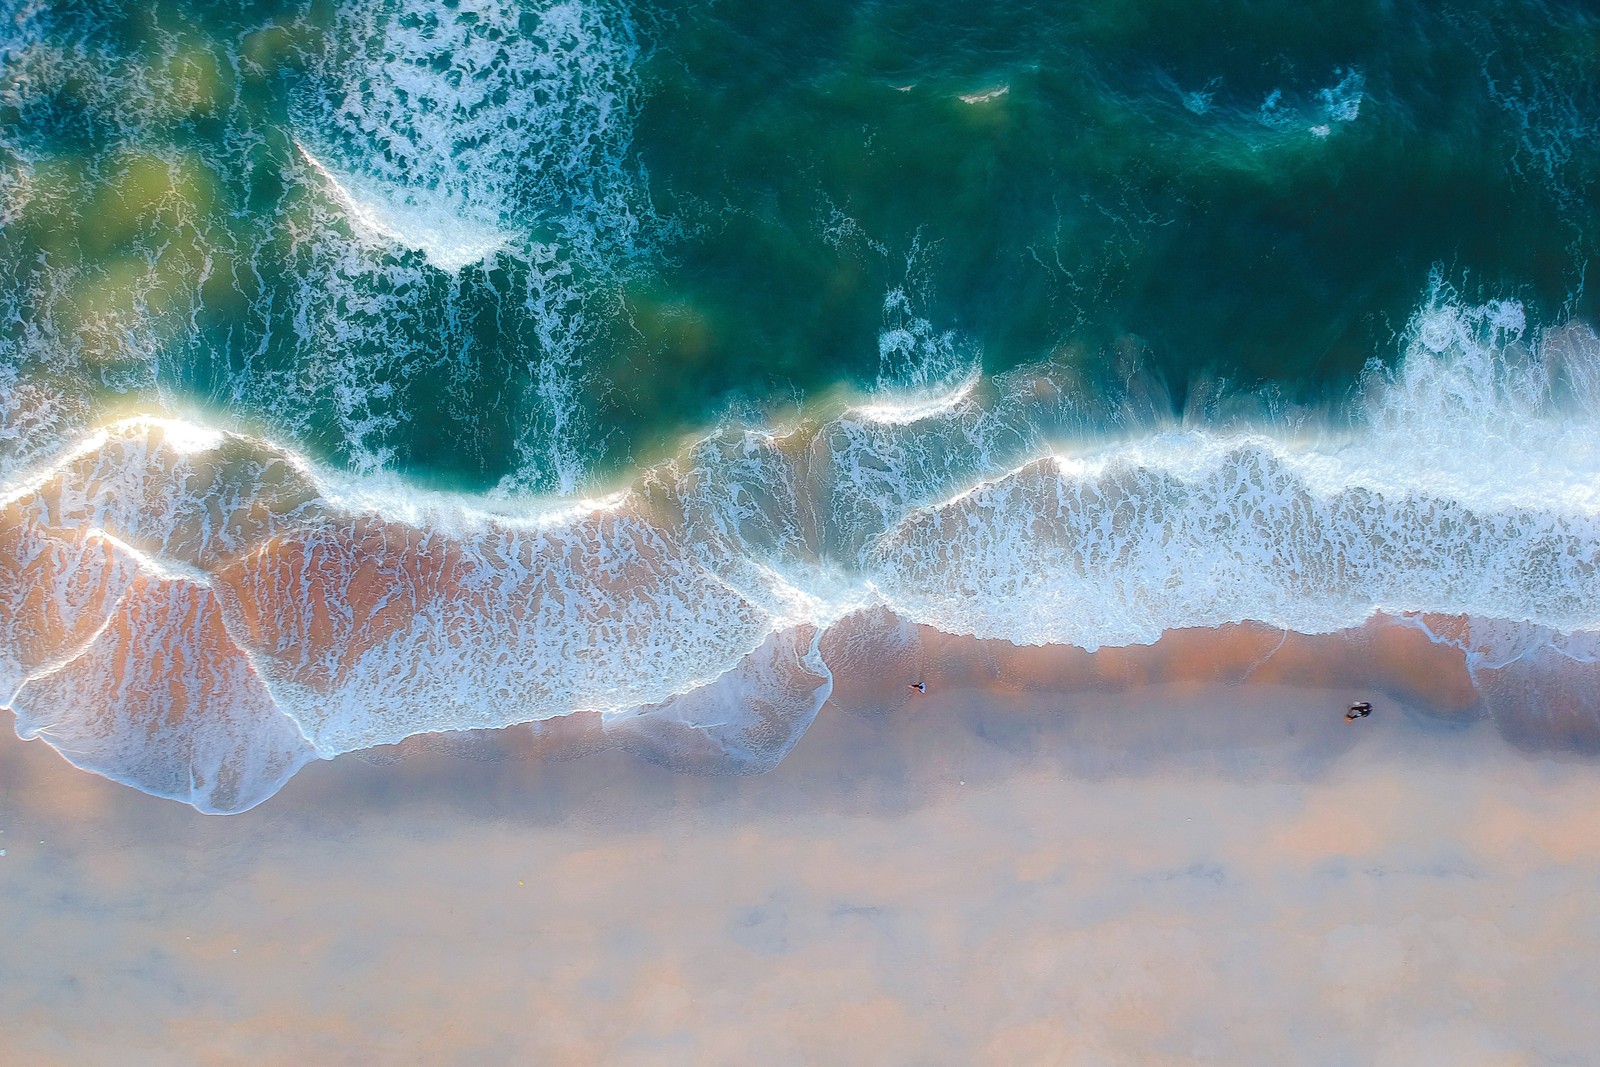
[2,0,1598,811]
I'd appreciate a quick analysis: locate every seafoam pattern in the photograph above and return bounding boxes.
[0,417,795,809]
[297,0,648,266]
[3,296,1600,810]
[0,0,654,490]
[1257,67,1365,138]
[292,0,655,491]
[10,573,316,814]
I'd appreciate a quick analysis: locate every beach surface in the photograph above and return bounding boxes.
[5,651,1600,1065]
[5,0,1600,1061]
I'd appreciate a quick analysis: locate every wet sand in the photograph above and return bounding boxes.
[5,647,1600,1065]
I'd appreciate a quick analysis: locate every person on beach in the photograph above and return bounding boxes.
[1346,701,1373,721]
[909,682,927,694]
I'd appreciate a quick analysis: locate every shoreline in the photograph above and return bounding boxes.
[4,667,1600,1063]
[9,335,1600,813]
[8,606,1600,816]
[314,606,1600,792]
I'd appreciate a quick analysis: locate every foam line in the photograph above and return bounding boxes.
[3,295,1600,809]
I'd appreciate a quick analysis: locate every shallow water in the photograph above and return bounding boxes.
[2,0,1599,808]
[8,5,1600,1057]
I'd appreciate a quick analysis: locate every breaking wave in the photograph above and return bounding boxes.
[0,0,655,490]
[4,292,1599,811]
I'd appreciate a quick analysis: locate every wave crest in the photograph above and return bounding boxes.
[5,298,1600,810]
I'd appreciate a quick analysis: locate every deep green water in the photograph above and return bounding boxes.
[2,0,1595,492]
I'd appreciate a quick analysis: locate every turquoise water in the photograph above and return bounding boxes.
[3,0,1600,810]
[3,0,1596,487]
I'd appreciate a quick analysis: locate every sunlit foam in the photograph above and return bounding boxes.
[851,369,982,425]
[85,529,212,585]
[0,428,110,509]
[141,417,224,455]
[0,414,638,540]
[959,85,1010,104]
[1047,452,1101,481]
[295,143,508,272]
[7,292,1600,812]
[315,466,634,533]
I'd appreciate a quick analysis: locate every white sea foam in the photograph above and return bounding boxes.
[1318,68,1365,124]
[282,0,656,487]
[4,293,1600,810]
[1258,67,1365,137]
[959,86,1009,105]
[873,285,983,399]
[294,142,508,272]
[852,372,982,426]
[298,0,646,251]
[10,575,317,814]
[0,0,654,492]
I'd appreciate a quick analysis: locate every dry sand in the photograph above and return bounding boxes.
[5,641,1600,1065]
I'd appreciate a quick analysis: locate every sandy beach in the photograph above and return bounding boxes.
[5,0,1600,1061]
[6,622,1600,1065]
